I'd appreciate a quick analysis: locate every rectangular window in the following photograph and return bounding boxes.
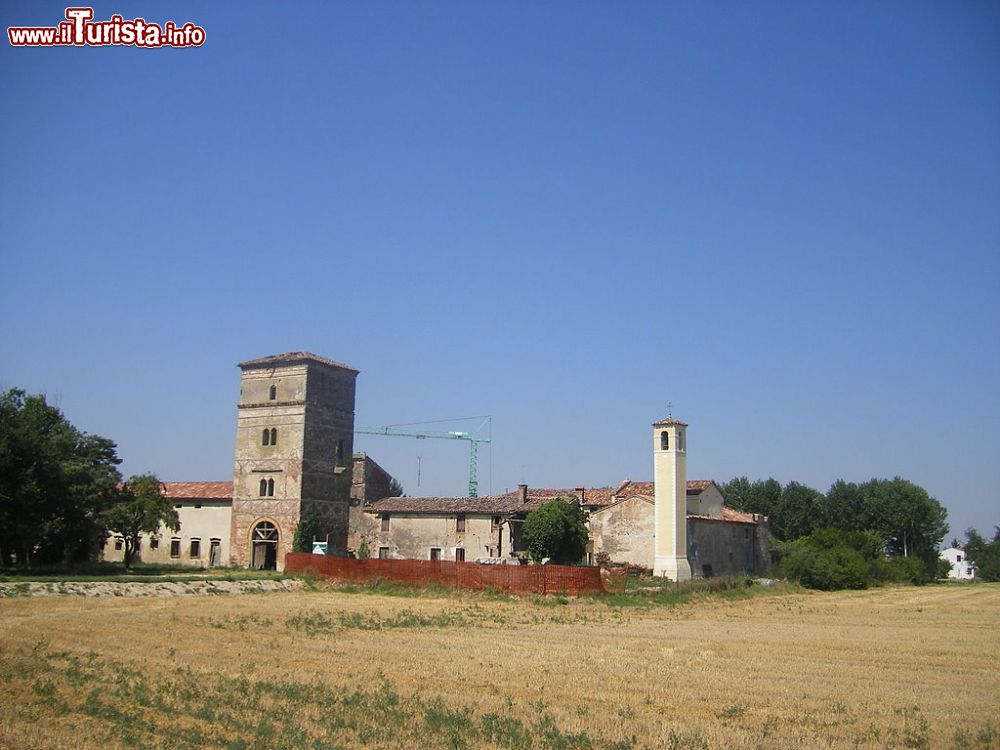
[378,547,390,559]
[114,537,123,551]
[190,539,201,558]
[381,515,390,532]
[430,548,442,561]
[491,515,502,530]
[456,514,466,533]
[455,548,465,562]
[150,536,159,550]
[170,539,181,557]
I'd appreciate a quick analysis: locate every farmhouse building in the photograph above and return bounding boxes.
[102,352,770,578]
[940,547,976,580]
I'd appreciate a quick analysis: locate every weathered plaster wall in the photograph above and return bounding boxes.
[589,496,655,568]
[102,500,232,567]
[687,485,725,516]
[688,518,761,577]
[364,513,505,561]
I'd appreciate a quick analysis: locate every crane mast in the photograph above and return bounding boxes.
[354,416,491,497]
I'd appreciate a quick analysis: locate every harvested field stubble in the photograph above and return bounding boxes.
[1,583,998,749]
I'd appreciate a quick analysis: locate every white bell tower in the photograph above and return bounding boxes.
[653,415,692,581]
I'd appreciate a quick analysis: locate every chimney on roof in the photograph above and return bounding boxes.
[518,484,528,503]
[575,486,585,502]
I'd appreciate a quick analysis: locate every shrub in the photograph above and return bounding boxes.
[875,555,933,585]
[777,530,870,590]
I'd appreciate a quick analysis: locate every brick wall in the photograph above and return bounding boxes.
[285,554,626,595]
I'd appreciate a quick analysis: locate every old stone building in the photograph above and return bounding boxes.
[231,352,358,569]
[356,416,770,578]
[102,351,768,579]
[104,352,374,571]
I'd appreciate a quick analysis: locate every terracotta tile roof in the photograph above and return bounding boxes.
[688,507,758,524]
[721,507,758,524]
[589,479,716,505]
[368,492,578,515]
[238,352,358,372]
[162,482,233,500]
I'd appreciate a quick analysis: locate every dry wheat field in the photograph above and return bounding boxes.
[1,581,998,750]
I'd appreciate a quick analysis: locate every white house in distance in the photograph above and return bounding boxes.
[940,547,976,580]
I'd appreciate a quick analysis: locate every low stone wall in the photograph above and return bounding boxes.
[285,554,626,596]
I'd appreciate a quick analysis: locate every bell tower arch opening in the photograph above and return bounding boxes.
[251,520,279,570]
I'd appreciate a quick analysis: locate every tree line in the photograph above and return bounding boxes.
[0,389,177,569]
[720,475,950,587]
[958,527,1000,581]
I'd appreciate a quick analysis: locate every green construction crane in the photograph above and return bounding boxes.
[354,416,491,497]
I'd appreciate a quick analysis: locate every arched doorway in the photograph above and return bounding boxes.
[251,521,278,570]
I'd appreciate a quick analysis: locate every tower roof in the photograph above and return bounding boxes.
[652,416,688,427]
[238,351,359,373]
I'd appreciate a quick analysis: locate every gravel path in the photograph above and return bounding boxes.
[0,578,305,598]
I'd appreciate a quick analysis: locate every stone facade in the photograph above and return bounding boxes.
[230,352,358,570]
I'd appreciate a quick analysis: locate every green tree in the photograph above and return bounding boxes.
[821,480,873,532]
[522,500,589,564]
[293,503,324,553]
[964,527,1000,581]
[387,477,404,497]
[721,477,782,518]
[0,389,122,568]
[771,481,824,541]
[863,477,948,577]
[102,474,178,570]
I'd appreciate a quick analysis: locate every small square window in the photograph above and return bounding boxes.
[430,548,442,561]
[378,547,390,559]
[114,537,123,551]
[381,515,390,532]
[456,514,466,533]
[150,537,159,550]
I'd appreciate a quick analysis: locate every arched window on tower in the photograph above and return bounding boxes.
[269,385,276,400]
[262,429,270,446]
[661,431,669,450]
[270,428,277,446]
[259,478,267,496]
[267,478,275,496]
[678,432,684,451]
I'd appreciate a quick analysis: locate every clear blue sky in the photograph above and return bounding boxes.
[2,1,998,540]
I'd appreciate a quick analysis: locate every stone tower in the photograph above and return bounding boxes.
[653,416,692,581]
[230,352,358,570]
